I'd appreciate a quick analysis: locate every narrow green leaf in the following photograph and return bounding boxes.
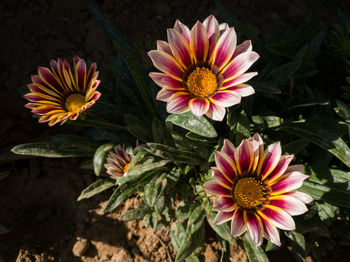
[166,111,217,138]
[242,234,269,262]
[300,181,350,208]
[145,143,201,164]
[285,231,306,262]
[144,173,166,207]
[206,211,234,244]
[93,143,114,176]
[170,221,187,251]
[176,202,196,221]
[121,202,150,221]
[307,166,350,190]
[317,203,339,221]
[77,179,115,201]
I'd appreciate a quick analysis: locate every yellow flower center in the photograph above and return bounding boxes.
[234,177,267,210]
[187,67,217,98]
[123,162,131,174]
[65,94,86,113]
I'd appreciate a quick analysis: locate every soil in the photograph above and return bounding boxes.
[0,0,349,261]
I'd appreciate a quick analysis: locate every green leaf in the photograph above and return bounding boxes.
[294,216,330,237]
[117,157,169,185]
[124,114,153,142]
[144,173,167,207]
[278,120,350,168]
[335,99,350,120]
[152,117,172,145]
[317,203,339,221]
[166,111,217,138]
[93,143,114,176]
[307,166,350,190]
[300,181,350,208]
[176,202,196,221]
[11,135,98,158]
[154,195,166,214]
[282,139,310,154]
[144,143,201,164]
[143,214,151,227]
[170,221,187,251]
[77,179,115,201]
[121,202,150,221]
[242,234,269,262]
[206,211,234,244]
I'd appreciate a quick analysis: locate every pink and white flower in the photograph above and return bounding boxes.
[148,15,259,121]
[203,134,312,246]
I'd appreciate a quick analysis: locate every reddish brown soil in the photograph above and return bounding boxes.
[1,0,349,261]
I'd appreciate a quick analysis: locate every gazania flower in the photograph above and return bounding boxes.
[104,145,134,179]
[24,56,101,126]
[148,15,259,121]
[203,134,312,246]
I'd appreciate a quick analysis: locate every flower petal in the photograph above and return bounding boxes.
[224,84,255,97]
[166,92,190,114]
[232,40,253,58]
[210,90,241,107]
[270,171,309,195]
[249,133,264,174]
[215,151,237,183]
[222,73,258,89]
[167,29,192,67]
[174,19,191,43]
[203,15,220,54]
[285,191,313,204]
[203,180,232,197]
[231,209,247,236]
[157,40,173,55]
[189,98,210,117]
[258,205,295,231]
[269,195,308,216]
[148,50,183,81]
[205,103,226,121]
[214,211,235,225]
[213,196,237,211]
[190,21,209,63]
[258,142,282,179]
[156,88,178,102]
[149,72,184,90]
[245,212,263,246]
[222,51,259,82]
[212,167,233,189]
[264,155,294,183]
[260,215,281,246]
[235,139,254,175]
[286,164,304,173]
[222,139,236,160]
[211,27,237,69]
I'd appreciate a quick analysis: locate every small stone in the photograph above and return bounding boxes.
[111,248,133,262]
[72,238,90,257]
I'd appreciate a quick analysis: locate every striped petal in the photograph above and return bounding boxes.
[222,139,236,160]
[148,50,183,81]
[157,40,172,55]
[174,20,191,43]
[213,196,236,211]
[190,21,209,63]
[285,191,313,204]
[245,212,263,246]
[219,23,229,33]
[286,164,304,173]
[203,15,220,54]
[249,133,264,174]
[166,92,190,114]
[224,84,255,97]
[212,167,233,189]
[231,209,247,236]
[222,51,259,82]
[269,195,308,216]
[264,155,294,184]
[156,88,177,102]
[211,27,237,69]
[205,103,226,121]
[259,142,282,179]
[189,98,210,117]
[232,40,253,58]
[270,171,309,195]
[210,90,241,107]
[74,56,87,91]
[235,139,254,175]
[215,151,236,183]
[168,29,192,67]
[214,211,235,225]
[203,180,232,197]
[222,72,258,89]
[258,205,295,231]
[149,72,184,90]
[260,216,281,246]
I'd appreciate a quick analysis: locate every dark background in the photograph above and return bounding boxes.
[1,0,349,261]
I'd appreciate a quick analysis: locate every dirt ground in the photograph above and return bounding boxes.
[0,0,349,261]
